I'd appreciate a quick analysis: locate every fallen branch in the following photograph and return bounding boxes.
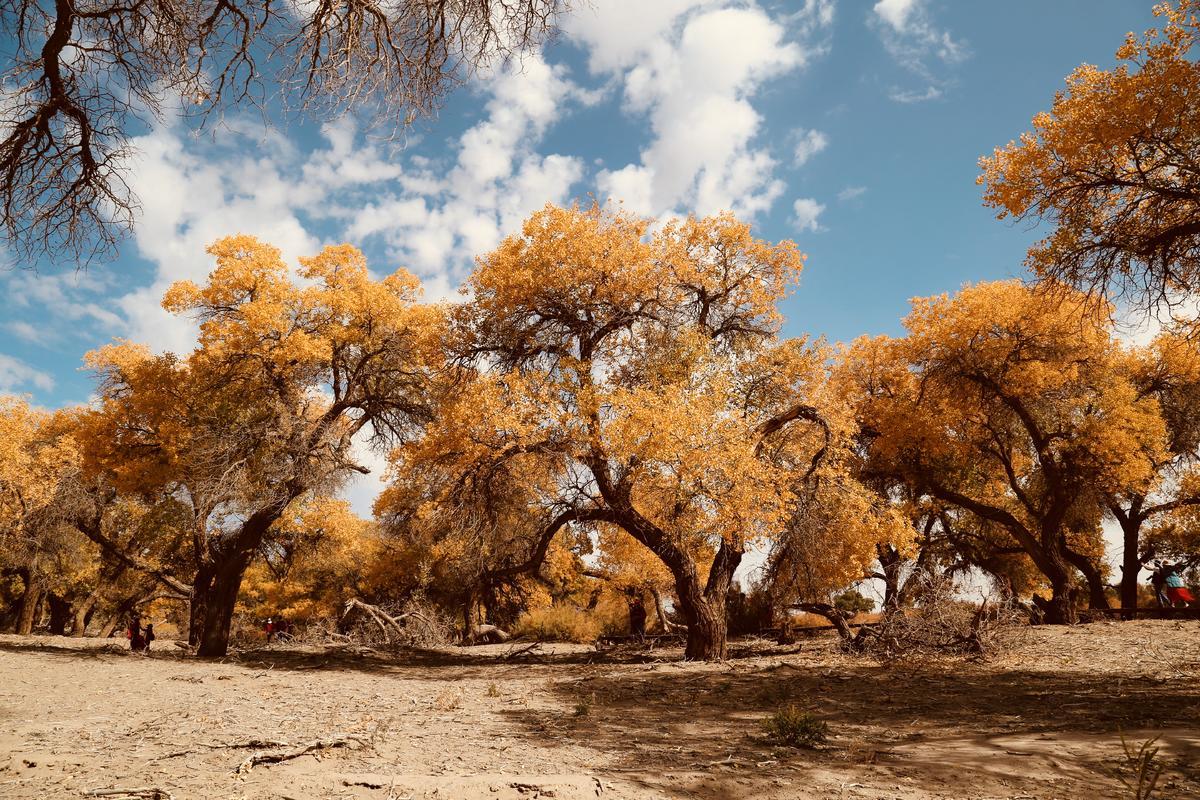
[342,599,406,643]
[235,734,372,775]
[154,737,292,762]
[341,598,439,644]
[85,789,174,800]
[467,623,511,644]
[502,642,542,659]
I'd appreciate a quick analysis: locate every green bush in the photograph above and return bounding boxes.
[834,589,876,615]
[762,704,828,748]
[515,605,602,643]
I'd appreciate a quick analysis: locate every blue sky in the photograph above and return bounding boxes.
[0,0,1163,514]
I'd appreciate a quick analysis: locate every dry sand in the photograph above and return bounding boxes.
[1,620,1198,799]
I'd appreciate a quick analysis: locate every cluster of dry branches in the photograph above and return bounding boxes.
[0,0,563,264]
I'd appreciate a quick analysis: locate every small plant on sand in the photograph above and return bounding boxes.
[573,701,591,717]
[486,682,500,698]
[1111,730,1163,800]
[762,704,828,748]
[434,689,462,711]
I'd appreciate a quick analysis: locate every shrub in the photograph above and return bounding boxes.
[515,605,602,643]
[834,588,875,615]
[861,571,1020,663]
[762,705,828,748]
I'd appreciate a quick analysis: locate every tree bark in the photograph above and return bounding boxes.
[15,576,43,635]
[71,588,102,636]
[194,549,255,657]
[877,543,903,610]
[681,596,727,660]
[188,562,215,647]
[46,593,71,635]
[98,593,140,639]
[649,587,684,633]
[1041,578,1077,625]
[671,539,742,660]
[1118,516,1143,621]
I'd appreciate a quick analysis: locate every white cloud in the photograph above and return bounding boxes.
[871,0,967,102]
[792,197,825,232]
[570,2,825,218]
[837,185,868,202]
[792,0,836,34]
[889,86,943,103]
[0,353,54,392]
[3,321,47,344]
[873,0,919,32]
[793,129,829,167]
[347,54,585,282]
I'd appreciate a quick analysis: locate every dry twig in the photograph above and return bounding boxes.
[235,733,372,775]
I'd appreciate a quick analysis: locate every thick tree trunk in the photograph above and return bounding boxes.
[1041,579,1077,625]
[46,593,71,635]
[682,598,727,660]
[195,550,254,658]
[672,540,742,661]
[15,577,43,635]
[188,563,216,648]
[71,589,102,637]
[98,594,139,639]
[1065,549,1110,611]
[1080,565,1111,611]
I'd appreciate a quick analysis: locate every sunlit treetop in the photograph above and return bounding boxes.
[979,0,1200,312]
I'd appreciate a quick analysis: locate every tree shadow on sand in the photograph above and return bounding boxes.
[498,653,1200,798]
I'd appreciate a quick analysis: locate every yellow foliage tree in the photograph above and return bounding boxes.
[241,498,382,625]
[848,281,1167,623]
[82,235,442,656]
[979,0,1200,312]
[382,204,882,660]
[0,398,92,634]
[1106,331,1200,613]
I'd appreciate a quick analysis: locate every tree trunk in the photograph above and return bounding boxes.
[71,589,102,637]
[877,543,903,609]
[194,550,254,658]
[1118,518,1143,621]
[672,540,742,661]
[1041,579,1077,625]
[1080,565,1111,611]
[98,593,141,639]
[15,577,43,635]
[682,598,727,660]
[649,587,684,634]
[1065,549,1110,611]
[796,602,865,648]
[188,563,216,648]
[46,593,71,635]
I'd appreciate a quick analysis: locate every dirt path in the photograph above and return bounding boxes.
[2,621,1198,799]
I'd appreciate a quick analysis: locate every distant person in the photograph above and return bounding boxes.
[1163,564,1195,608]
[128,615,146,652]
[143,623,156,652]
[1150,562,1169,607]
[264,617,275,643]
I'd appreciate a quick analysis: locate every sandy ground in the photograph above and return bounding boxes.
[1,621,1199,800]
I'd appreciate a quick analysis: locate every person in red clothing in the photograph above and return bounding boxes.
[127,615,146,652]
[264,617,275,643]
[1163,563,1196,607]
